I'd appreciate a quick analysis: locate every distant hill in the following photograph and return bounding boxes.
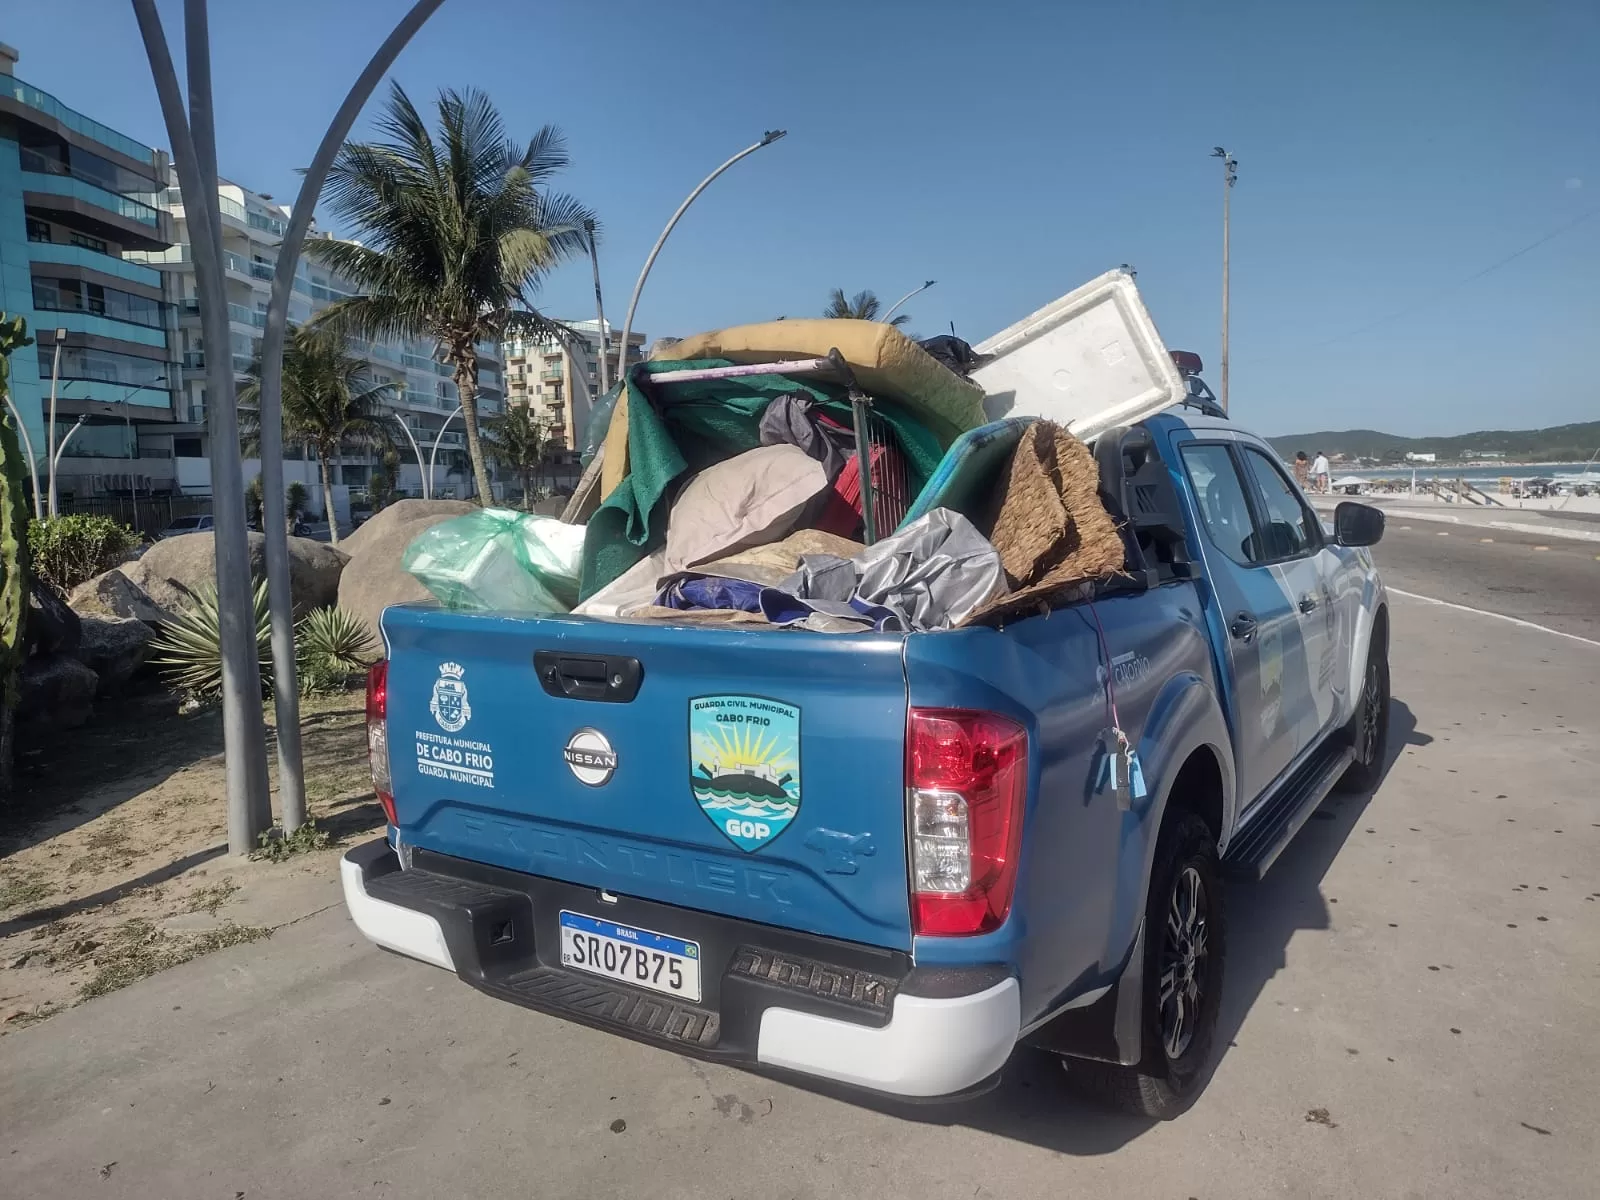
[1266,421,1600,464]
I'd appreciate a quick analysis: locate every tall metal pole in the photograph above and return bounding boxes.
[879,279,935,326]
[614,131,787,396]
[253,0,447,833]
[391,413,428,500]
[428,404,464,497]
[1212,147,1237,416]
[51,415,89,472]
[1,392,42,520]
[584,219,609,394]
[45,329,65,518]
[133,0,271,853]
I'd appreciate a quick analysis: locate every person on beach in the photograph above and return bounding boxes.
[1294,451,1311,490]
[1312,450,1331,494]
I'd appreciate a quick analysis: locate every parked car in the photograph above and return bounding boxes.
[156,514,214,539]
[340,402,1388,1119]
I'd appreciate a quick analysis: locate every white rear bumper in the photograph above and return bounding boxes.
[341,847,1019,1098]
[339,852,455,971]
[758,978,1020,1097]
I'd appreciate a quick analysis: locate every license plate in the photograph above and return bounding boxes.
[558,911,702,1003]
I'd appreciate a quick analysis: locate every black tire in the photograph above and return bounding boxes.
[1063,812,1227,1119]
[1336,636,1390,793]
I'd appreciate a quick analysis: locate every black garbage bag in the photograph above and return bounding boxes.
[918,334,989,377]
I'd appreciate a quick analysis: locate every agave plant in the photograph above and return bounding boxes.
[296,606,380,675]
[151,579,273,700]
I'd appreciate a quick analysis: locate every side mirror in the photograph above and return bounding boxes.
[1334,501,1384,548]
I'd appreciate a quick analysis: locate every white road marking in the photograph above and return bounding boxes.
[1389,588,1600,650]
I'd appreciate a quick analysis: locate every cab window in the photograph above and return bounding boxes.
[1240,446,1320,560]
[1180,443,1259,566]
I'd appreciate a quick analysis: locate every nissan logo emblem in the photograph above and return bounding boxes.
[563,728,617,787]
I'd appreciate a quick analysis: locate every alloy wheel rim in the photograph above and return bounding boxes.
[1159,865,1209,1060]
[1358,663,1382,764]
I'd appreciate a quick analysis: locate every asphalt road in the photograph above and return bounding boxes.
[3,549,1598,1199]
[1368,520,1600,642]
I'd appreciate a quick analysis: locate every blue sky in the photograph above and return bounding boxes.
[7,0,1597,436]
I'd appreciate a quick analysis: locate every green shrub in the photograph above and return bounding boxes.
[150,578,273,699]
[295,606,379,696]
[286,481,309,520]
[27,514,139,593]
[245,477,265,528]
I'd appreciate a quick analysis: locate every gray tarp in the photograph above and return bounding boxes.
[777,508,1006,631]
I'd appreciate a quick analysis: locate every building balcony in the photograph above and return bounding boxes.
[541,368,565,382]
[39,310,168,349]
[3,76,159,167]
[54,380,176,411]
[21,171,171,251]
[24,240,164,291]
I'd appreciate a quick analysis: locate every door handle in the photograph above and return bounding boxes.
[1229,612,1257,642]
[1298,594,1319,614]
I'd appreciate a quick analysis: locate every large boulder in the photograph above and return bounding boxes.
[18,655,99,731]
[340,499,474,559]
[27,578,81,657]
[74,616,155,695]
[68,568,172,627]
[337,501,474,639]
[122,532,348,617]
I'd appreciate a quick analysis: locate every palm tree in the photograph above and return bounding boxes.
[822,288,908,327]
[239,326,395,546]
[306,81,595,504]
[484,403,552,506]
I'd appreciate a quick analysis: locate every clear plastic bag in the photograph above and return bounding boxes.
[403,508,586,614]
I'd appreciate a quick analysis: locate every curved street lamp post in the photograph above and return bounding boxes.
[612,131,788,400]
[563,131,787,522]
[880,279,935,326]
[390,413,429,501]
[428,405,465,499]
[2,392,43,521]
[132,0,447,846]
[252,0,448,834]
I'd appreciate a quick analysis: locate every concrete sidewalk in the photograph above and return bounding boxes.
[2,600,1597,1200]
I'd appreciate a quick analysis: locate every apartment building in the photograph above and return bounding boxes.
[0,42,181,502]
[135,171,505,503]
[501,319,645,461]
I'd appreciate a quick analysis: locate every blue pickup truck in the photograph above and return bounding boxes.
[341,409,1388,1119]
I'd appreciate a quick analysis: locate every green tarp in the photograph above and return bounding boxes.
[578,359,945,600]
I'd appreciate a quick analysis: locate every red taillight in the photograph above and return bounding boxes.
[366,661,396,826]
[907,708,1028,936]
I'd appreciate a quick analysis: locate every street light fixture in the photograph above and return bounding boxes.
[2,390,43,521]
[1211,146,1237,415]
[880,279,936,327]
[390,411,429,500]
[51,414,90,474]
[45,327,67,517]
[584,218,610,394]
[139,0,447,841]
[613,130,788,399]
[428,404,465,499]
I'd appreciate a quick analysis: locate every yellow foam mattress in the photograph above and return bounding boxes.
[654,319,985,446]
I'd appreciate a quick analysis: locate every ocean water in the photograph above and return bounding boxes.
[1344,463,1598,485]
[694,792,799,820]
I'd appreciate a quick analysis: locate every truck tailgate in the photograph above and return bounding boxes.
[382,606,914,951]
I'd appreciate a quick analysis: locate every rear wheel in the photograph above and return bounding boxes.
[1063,812,1226,1119]
[1337,636,1390,793]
